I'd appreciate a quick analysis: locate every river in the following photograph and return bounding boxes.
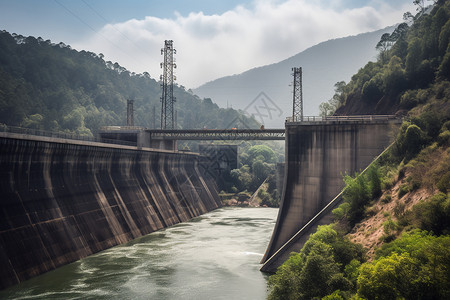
[0,207,278,300]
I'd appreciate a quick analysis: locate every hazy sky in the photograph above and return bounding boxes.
[0,0,416,88]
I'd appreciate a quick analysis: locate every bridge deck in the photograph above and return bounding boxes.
[146,129,285,140]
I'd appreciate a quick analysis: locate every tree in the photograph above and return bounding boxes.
[383,55,407,94]
[319,101,336,117]
[412,193,450,235]
[361,74,383,102]
[245,145,276,164]
[439,19,450,54]
[414,0,426,14]
[268,225,364,300]
[343,173,370,226]
[370,231,450,299]
[376,33,394,63]
[297,241,341,299]
[404,124,427,159]
[406,37,424,83]
[403,11,415,23]
[358,253,420,300]
[319,81,347,116]
[21,113,44,129]
[252,159,270,182]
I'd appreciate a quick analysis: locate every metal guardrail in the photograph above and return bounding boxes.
[0,124,136,146]
[286,115,399,123]
[100,126,146,131]
[146,129,285,140]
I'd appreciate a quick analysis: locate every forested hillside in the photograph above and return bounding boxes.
[0,30,259,135]
[194,27,393,127]
[322,0,450,117]
[269,1,450,299]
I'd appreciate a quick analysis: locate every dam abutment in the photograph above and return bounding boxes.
[261,118,400,272]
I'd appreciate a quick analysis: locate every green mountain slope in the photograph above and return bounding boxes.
[0,30,259,135]
[268,1,450,299]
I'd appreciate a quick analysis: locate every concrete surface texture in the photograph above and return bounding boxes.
[261,120,399,272]
[0,134,221,289]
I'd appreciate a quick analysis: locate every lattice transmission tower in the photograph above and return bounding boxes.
[160,40,177,129]
[127,99,134,126]
[292,67,303,122]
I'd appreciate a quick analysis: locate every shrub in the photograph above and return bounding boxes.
[367,164,382,199]
[412,192,450,235]
[398,184,409,198]
[437,171,450,193]
[343,174,370,226]
[383,216,399,235]
[268,225,365,300]
[268,240,341,300]
[438,129,450,145]
[395,122,429,161]
[393,201,406,218]
[344,259,362,286]
[381,194,392,204]
[365,206,379,217]
[332,202,350,220]
[322,290,345,300]
[357,253,420,300]
[380,216,399,242]
[372,231,450,299]
[400,89,419,109]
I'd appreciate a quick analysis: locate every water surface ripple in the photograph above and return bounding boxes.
[1,207,278,300]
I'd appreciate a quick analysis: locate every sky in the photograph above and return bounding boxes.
[0,0,416,89]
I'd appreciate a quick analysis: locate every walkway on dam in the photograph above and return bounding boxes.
[1,115,398,146]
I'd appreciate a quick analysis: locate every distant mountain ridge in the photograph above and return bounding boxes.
[194,27,395,127]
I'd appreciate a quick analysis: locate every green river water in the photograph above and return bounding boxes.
[0,207,278,300]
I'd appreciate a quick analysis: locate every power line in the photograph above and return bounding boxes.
[80,0,149,58]
[53,0,143,68]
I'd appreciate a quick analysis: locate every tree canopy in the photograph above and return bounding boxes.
[319,0,450,116]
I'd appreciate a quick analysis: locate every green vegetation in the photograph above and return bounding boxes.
[0,30,259,135]
[268,124,450,299]
[228,143,282,207]
[360,231,450,300]
[268,1,450,299]
[320,1,450,118]
[268,225,365,300]
[319,81,347,116]
[329,163,386,229]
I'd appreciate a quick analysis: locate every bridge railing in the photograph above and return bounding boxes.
[286,115,399,123]
[145,128,285,140]
[0,124,136,146]
[99,126,146,131]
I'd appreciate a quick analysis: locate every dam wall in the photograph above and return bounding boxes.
[0,133,221,289]
[261,119,399,272]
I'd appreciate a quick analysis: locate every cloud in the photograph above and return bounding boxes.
[74,0,414,89]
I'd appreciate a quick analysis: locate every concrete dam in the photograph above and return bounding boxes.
[0,132,221,290]
[261,116,400,272]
